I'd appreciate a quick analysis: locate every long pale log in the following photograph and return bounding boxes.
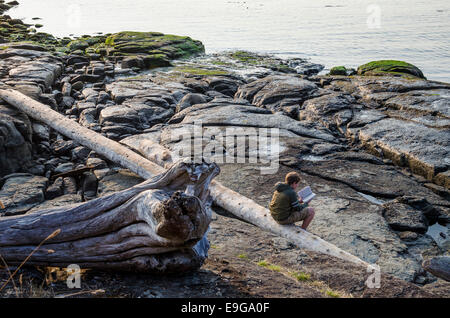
[0,88,368,267]
[0,159,219,272]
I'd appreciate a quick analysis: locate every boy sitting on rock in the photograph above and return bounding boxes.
[269,172,315,230]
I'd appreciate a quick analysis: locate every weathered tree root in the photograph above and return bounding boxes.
[0,159,220,273]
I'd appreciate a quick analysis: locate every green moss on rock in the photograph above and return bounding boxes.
[357,60,426,79]
[66,35,106,52]
[173,66,229,76]
[329,66,347,76]
[104,31,204,59]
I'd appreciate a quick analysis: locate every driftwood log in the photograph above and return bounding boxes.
[0,159,219,272]
[0,89,369,268]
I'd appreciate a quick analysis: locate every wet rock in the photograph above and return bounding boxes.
[0,174,47,216]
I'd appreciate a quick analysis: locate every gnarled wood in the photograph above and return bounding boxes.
[0,88,369,268]
[0,159,219,273]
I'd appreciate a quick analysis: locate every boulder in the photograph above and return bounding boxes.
[235,75,318,114]
[357,60,426,79]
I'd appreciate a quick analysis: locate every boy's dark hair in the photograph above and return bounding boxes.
[285,172,301,186]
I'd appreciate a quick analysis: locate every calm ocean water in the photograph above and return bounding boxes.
[9,0,450,82]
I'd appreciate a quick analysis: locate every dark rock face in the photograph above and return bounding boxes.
[0,104,33,177]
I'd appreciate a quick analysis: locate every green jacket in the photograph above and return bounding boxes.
[269,182,308,222]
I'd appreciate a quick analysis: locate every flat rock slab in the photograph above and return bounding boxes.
[384,89,450,118]
[358,118,450,182]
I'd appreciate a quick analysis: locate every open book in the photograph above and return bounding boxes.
[297,186,316,203]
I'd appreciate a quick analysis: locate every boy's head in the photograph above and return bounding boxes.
[285,172,301,189]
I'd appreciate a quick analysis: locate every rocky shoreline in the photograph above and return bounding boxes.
[0,1,449,297]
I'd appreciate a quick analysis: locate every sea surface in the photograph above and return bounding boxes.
[8,0,450,82]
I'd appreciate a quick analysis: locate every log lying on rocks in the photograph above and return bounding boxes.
[0,159,219,272]
[0,88,369,268]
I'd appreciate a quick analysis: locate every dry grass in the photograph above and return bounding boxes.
[255,259,352,298]
[0,229,61,297]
